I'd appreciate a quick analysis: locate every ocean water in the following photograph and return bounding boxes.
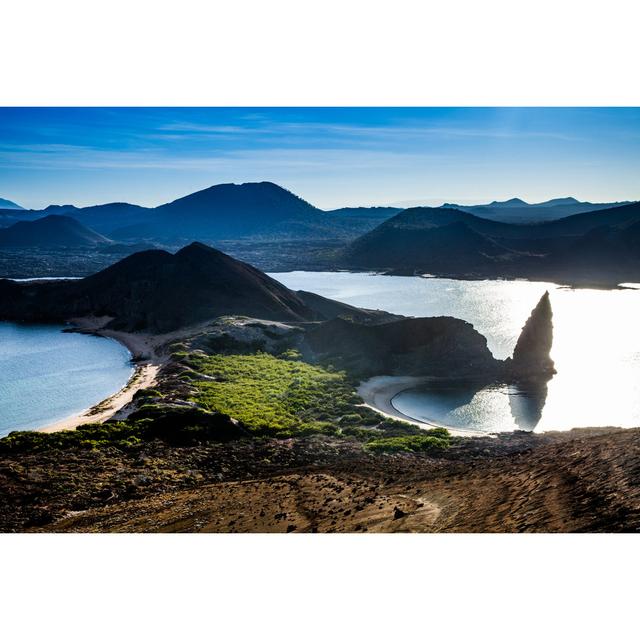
[0,323,133,437]
[270,271,640,432]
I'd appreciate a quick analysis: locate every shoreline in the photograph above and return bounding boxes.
[272,268,639,291]
[11,271,639,293]
[356,375,482,438]
[39,317,163,433]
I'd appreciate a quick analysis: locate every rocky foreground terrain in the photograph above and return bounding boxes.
[2,426,639,533]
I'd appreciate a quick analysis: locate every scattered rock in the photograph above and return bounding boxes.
[393,506,407,519]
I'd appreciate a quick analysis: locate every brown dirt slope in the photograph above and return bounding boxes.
[2,427,639,533]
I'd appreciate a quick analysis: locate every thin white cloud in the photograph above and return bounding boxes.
[152,119,582,142]
[157,123,260,134]
[0,143,454,172]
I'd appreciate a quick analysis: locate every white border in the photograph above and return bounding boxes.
[2,0,639,106]
[2,534,639,639]
[2,1,639,637]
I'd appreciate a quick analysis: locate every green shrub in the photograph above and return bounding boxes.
[0,421,140,453]
[133,388,163,400]
[377,419,424,437]
[365,430,451,453]
[340,426,378,441]
[279,349,302,361]
[125,405,248,445]
[0,406,248,454]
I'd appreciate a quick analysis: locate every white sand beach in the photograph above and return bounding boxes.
[356,375,478,437]
[39,317,165,433]
[40,362,160,433]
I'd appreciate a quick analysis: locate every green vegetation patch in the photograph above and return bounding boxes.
[0,351,452,454]
[187,352,362,434]
[0,422,143,453]
[0,407,246,454]
[365,428,451,453]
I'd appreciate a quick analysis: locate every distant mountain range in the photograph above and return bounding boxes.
[343,201,640,286]
[0,198,22,210]
[325,206,402,219]
[0,183,404,243]
[1,183,639,285]
[0,182,634,242]
[0,215,112,248]
[437,197,632,223]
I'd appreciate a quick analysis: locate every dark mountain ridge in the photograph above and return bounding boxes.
[3,183,639,285]
[344,201,640,285]
[325,206,402,219]
[0,202,152,237]
[0,215,112,248]
[152,182,319,240]
[0,242,318,332]
[486,197,529,208]
[444,196,634,223]
[0,182,399,243]
[347,215,521,272]
[2,182,634,244]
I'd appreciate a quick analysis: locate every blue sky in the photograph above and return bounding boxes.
[1,107,639,210]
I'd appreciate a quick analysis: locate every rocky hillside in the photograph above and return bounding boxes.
[345,215,520,272]
[305,315,499,378]
[343,202,640,285]
[0,242,318,331]
[304,292,555,382]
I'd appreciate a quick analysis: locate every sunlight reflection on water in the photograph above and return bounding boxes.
[271,271,640,432]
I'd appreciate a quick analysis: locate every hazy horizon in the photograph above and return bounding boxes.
[1,107,639,210]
